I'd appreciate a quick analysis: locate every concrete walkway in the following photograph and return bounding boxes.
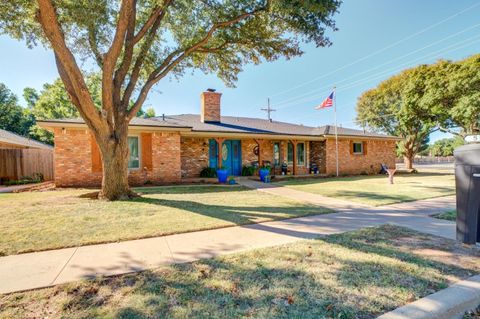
[0,184,456,295]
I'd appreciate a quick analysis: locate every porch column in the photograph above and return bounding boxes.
[214,138,225,168]
[254,139,264,166]
[290,140,298,175]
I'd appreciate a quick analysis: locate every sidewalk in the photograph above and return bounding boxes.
[0,191,456,294]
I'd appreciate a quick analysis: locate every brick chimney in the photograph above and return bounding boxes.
[200,89,221,123]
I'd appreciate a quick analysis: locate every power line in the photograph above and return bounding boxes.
[272,23,480,108]
[267,1,480,99]
[274,34,480,111]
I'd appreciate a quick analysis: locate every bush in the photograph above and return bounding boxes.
[200,167,217,178]
[3,173,44,186]
[241,165,256,176]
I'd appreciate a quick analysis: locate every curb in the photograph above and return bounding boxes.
[378,275,480,319]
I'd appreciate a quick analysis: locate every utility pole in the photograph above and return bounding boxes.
[261,98,276,122]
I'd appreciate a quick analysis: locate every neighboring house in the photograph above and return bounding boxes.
[0,129,52,150]
[37,90,399,187]
[0,129,54,182]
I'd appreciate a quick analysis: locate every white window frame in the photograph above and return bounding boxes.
[287,142,294,165]
[352,141,364,155]
[127,135,142,170]
[296,142,306,166]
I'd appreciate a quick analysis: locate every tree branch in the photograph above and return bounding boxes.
[120,0,171,109]
[127,7,266,119]
[87,25,104,67]
[101,0,135,123]
[36,0,102,129]
[113,0,137,114]
[133,0,174,44]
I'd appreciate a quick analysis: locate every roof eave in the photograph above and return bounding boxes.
[323,134,402,141]
[36,120,193,132]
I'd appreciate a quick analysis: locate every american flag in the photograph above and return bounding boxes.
[315,91,334,109]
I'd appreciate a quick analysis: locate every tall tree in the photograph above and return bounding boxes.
[356,66,437,169]
[0,0,341,199]
[422,55,480,139]
[0,83,34,136]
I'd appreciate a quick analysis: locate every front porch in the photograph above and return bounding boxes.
[180,136,327,178]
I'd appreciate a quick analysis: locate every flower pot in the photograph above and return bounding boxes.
[259,168,270,182]
[216,169,228,183]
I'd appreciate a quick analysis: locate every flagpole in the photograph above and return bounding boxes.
[333,86,339,177]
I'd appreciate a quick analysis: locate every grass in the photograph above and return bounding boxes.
[277,171,455,206]
[0,185,331,256]
[1,225,479,319]
[434,210,457,221]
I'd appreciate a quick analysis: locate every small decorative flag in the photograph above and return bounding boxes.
[315,91,334,109]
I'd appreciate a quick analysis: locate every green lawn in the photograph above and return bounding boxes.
[0,185,331,256]
[277,172,455,206]
[434,210,457,221]
[1,225,478,319]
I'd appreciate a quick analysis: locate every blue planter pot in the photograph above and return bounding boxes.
[217,169,228,183]
[259,168,270,182]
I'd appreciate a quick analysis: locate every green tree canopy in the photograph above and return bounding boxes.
[0,83,34,136]
[421,54,480,138]
[425,137,465,157]
[356,66,437,169]
[356,53,480,169]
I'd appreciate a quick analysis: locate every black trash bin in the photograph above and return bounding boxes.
[454,143,480,245]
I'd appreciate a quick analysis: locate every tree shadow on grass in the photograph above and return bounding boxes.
[51,226,476,319]
[129,196,331,227]
[133,185,251,195]
[319,187,454,206]
[321,225,478,282]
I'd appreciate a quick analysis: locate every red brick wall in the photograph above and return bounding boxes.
[200,91,221,122]
[54,128,181,187]
[325,138,396,176]
[181,137,209,178]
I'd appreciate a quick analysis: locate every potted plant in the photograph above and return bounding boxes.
[228,176,236,185]
[216,166,228,183]
[259,164,270,182]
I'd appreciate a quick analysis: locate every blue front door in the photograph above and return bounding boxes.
[209,139,241,175]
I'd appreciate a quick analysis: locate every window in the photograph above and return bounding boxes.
[128,136,140,169]
[287,142,294,164]
[273,142,280,166]
[297,143,305,165]
[353,142,363,154]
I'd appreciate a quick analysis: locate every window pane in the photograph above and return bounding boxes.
[287,142,293,164]
[274,143,280,165]
[128,136,140,168]
[297,143,305,165]
[353,142,363,154]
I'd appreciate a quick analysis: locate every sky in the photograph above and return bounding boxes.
[1,0,480,142]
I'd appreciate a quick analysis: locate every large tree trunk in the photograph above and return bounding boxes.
[96,126,135,200]
[403,152,414,170]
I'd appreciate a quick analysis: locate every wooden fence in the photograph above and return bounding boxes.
[395,156,455,164]
[0,148,54,181]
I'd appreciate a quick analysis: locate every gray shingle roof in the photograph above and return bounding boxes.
[151,114,397,139]
[0,129,53,149]
[38,114,397,139]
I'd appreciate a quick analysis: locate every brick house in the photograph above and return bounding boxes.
[38,90,399,187]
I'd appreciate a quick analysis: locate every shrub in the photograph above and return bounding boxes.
[241,165,256,176]
[4,173,45,186]
[200,167,217,178]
